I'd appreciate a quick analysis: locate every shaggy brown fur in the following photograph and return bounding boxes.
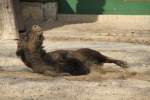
[16,25,128,76]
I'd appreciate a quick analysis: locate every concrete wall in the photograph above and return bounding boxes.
[21,1,57,28]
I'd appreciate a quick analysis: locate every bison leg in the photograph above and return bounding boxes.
[75,48,128,68]
[104,57,128,68]
[43,70,59,77]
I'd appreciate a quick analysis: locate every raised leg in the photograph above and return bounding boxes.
[104,57,128,68]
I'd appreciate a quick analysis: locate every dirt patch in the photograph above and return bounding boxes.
[0,39,150,100]
[43,21,150,44]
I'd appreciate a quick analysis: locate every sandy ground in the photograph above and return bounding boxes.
[0,35,150,100]
[41,21,150,44]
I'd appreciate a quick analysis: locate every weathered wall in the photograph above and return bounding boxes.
[21,1,57,28]
[0,0,57,39]
[13,0,25,32]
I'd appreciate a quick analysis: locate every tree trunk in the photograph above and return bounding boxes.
[0,0,17,39]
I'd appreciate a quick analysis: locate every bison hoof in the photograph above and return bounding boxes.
[116,60,128,68]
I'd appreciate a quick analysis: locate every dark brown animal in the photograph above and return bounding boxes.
[16,25,128,76]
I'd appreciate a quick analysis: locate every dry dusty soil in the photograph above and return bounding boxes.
[0,36,150,100]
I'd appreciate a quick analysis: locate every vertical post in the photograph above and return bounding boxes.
[0,0,18,39]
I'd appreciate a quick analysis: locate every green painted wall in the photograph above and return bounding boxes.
[58,0,150,15]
